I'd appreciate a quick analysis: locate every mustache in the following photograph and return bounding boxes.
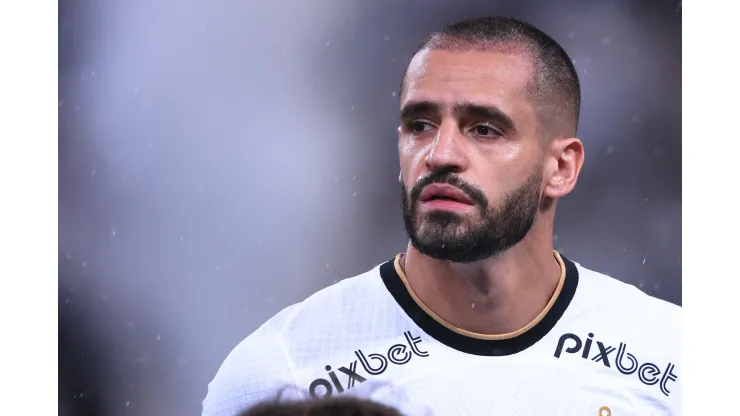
[409,171,488,209]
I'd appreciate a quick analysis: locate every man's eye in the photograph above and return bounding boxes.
[409,121,432,133]
[474,125,500,137]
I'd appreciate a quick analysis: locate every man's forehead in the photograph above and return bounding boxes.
[402,49,533,109]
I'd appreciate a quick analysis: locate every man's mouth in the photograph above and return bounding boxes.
[418,183,476,208]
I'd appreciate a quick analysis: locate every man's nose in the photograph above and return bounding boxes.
[424,122,468,173]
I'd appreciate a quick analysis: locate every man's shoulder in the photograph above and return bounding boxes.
[556,260,682,414]
[228,261,389,359]
[567,260,680,353]
[203,263,390,415]
[265,262,389,333]
[574,261,680,325]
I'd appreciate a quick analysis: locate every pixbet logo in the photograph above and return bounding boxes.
[554,332,678,397]
[308,331,429,399]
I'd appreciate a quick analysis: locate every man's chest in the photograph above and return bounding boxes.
[288,332,673,415]
[364,356,658,415]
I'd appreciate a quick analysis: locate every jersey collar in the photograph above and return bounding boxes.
[379,251,580,356]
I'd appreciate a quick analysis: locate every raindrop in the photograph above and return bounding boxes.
[126,401,130,407]
[601,37,611,46]
[606,146,614,154]
[384,36,390,41]
[111,230,117,236]
[179,236,184,242]
[82,261,87,267]
[65,299,70,304]
[568,32,574,38]
[325,40,331,47]
[156,334,161,341]
[353,192,357,197]
[642,258,647,265]
[471,303,476,309]
[216,266,220,272]
[326,263,330,268]
[352,176,356,180]
[553,234,559,242]
[391,91,397,97]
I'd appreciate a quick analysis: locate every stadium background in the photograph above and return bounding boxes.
[58,0,681,414]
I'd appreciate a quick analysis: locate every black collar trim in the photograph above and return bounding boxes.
[379,254,579,356]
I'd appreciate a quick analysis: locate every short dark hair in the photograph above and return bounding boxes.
[401,16,581,138]
[239,396,405,416]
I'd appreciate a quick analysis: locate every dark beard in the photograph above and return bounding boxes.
[401,166,543,263]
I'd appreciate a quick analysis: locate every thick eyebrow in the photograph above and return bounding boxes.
[453,102,517,133]
[400,100,518,134]
[399,101,442,123]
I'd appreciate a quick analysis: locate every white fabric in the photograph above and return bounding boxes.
[203,259,680,416]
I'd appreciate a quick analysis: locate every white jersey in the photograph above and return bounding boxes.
[203,253,681,416]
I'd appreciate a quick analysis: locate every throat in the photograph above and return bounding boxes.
[398,249,564,338]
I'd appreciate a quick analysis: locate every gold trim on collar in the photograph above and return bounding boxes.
[393,250,567,341]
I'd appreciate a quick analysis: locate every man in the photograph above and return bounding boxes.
[203,16,680,416]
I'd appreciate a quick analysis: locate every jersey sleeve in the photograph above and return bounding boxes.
[202,324,299,416]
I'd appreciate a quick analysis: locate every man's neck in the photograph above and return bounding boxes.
[401,234,562,336]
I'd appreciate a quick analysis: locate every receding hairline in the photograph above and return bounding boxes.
[399,21,581,138]
[402,39,539,94]
[425,34,538,56]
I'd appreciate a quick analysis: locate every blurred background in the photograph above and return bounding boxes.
[58,0,681,415]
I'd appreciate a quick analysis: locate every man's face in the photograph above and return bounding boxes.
[399,48,545,263]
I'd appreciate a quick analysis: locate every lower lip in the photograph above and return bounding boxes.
[420,199,475,211]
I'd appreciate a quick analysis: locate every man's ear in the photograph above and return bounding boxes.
[543,137,584,199]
